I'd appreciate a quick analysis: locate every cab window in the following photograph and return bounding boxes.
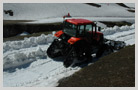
[85,24,92,32]
[78,25,85,36]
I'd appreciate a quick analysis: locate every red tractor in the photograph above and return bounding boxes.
[47,19,125,67]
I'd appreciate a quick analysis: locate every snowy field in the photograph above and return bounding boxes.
[3,3,135,28]
[4,3,135,25]
[3,3,135,87]
[3,3,134,20]
[3,24,135,87]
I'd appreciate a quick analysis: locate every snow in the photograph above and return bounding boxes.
[25,17,135,26]
[102,24,135,36]
[3,3,134,20]
[3,34,55,53]
[124,3,135,8]
[18,31,30,36]
[3,46,47,70]
[3,24,135,87]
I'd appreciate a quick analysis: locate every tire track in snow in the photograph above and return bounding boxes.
[115,32,134,39]
[104,29,135,44]
[115,34,134,41]
[105,29,134,39]
[4,58,77,87]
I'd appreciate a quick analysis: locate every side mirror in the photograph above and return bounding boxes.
[98,27,101,31]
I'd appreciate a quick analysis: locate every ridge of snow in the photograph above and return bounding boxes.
[3,34,55,53]
[3,47,47,70]
[101,24,135,36]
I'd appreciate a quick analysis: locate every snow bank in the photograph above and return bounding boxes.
[101,24,135,46]
[3,34,55,53]
[101,24,135,36]
[3,33,56,70]
[3,47,47,70]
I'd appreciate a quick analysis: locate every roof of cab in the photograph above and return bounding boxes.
[65,19,94,25]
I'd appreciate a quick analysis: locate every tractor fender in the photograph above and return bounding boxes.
[68,37,83,45]
[54,30,64,37]
[91,31,103,41]
[95,32,103,41]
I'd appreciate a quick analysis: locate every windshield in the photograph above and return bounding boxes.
[63,22,77,36]
[77,24,93,36]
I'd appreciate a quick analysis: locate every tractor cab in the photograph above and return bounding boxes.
[62,19,103,43]
[63,19,101,37]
